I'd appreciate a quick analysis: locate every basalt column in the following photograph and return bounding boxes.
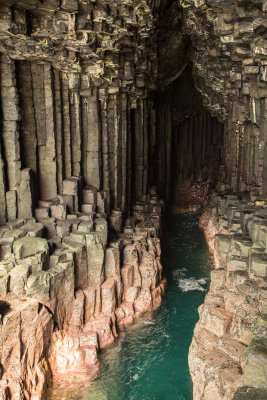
[0,1,267,400]
[154,66,224,212]
[0,2,164,399]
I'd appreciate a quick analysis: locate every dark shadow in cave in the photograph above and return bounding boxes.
[153,66,224,213]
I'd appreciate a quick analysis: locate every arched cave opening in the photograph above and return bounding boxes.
[10,61,225,220]
[128,65,225,214]
[152,66,224,213]
[0,1,266,399]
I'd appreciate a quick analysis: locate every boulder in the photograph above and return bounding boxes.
[22,222,43,237]
[3,229,25,243]
[50,204,66,220]
[35,207,50,221]
[227,257,248,272]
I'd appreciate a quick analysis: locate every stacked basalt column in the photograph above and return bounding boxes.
[181,0,267,195]
[189,193,267,400]
[0,179,165,398]
[0,1,166,398]
[0,0,158,225]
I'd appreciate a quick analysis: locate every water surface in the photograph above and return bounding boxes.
[49,213,212,400]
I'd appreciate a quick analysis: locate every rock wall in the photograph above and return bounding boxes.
[189,194,267,400]
[0,181,165,399]
[181,0,267,194]
[0,0,159,226]
[0,2,166,398]
[2,0,266,216]
[171,113,223,213]
[155,0,267,205]
[0,0,267,399]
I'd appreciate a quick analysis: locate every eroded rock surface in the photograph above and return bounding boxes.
[0,180,165,399]
[189,193,267,400]
[0,0,267,399]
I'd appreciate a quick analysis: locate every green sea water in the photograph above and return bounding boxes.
[49,213,212,400]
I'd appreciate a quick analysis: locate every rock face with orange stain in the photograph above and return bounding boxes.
[189,193,267,400]
[0,182,165,399]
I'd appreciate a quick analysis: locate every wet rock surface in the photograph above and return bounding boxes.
[0,181,165,399]
[189,193,267,400]
[0,0,266,399]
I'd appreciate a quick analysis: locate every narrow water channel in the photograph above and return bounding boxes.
[49,213,212,400]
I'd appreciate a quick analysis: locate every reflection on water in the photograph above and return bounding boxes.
[48,214,212,400]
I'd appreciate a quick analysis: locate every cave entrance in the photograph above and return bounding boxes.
[144,66,224,213]
[170,112,224,213]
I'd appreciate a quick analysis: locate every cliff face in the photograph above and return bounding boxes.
[0,0,266,218]
[0,2,166,399]
[189,194,267,400]
[182,0,267,195]
[0,0,161,224]
[0,0,267,399]
[0,184,165,400]
[155,0,267,205]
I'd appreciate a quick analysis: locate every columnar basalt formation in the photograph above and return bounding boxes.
[189,194,267,400]
[0,0,160,225]
[0,0,267,399]
[0,180,165,399]
[0,1,165,398]
[181,0,267,194]
[154,0,267,204]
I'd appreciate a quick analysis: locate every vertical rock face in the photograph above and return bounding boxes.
[0,4,163,398]
[0,180,165,399]
[0,0,267,399]
[154,0,267,207]
[0,0,158,222]
[189,194,267,400]
[0,0,266,218]
[180,0,267,195]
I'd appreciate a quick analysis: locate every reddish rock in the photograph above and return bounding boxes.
[121,263,134,288]
[134,289,153,318]
[115,301,135,328]
[101,277,116,314]
[84,315,117,349]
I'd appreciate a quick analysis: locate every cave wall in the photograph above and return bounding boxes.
[153,66,224,211]
[0,0,159,225]
[0,1,266,399]
[171,112,224,211]
[181,0,267,194]
[0,0,266,222]
[156,0,267,204]
[0,5,166,399]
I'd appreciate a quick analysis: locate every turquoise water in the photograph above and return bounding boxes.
[49,214,212,400]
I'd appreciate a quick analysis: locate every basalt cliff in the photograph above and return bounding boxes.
[0,0,266,399]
